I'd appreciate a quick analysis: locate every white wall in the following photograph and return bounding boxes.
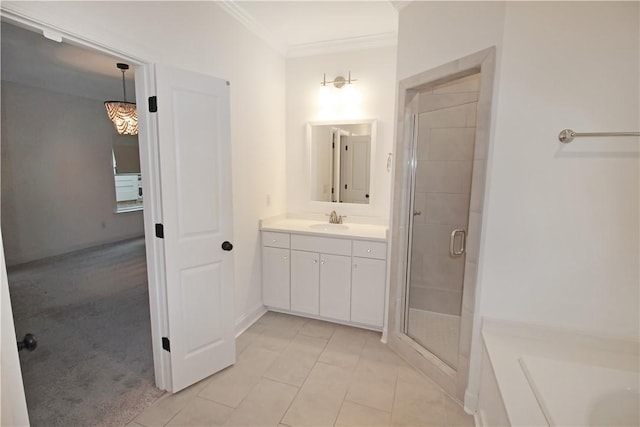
[1,81,144,266]
[2,1,287,328]
[481,1,639,339]
[286,46,396,220]
[397,0,639,407]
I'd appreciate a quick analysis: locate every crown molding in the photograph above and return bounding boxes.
[287,32,397,58]
[217,1,397,58]
[390,1,414,12]
[215,1,287,56]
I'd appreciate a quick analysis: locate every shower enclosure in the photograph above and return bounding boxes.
[403,74,480,370]
[388,48,495,401]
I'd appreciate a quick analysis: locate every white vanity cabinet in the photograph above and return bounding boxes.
[290,250,319,314]
[261,228,387,330]
[261,232,290,310]
[351,241,387,327]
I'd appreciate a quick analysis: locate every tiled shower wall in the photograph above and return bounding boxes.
[409,74,480,317]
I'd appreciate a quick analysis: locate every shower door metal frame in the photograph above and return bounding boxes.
[402,113,420,334]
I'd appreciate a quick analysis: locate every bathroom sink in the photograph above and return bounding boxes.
[309,223,349,231]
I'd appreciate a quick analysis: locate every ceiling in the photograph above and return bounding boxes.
[220,1,399,56]
[0,2,398,100]
[1,22,134,102]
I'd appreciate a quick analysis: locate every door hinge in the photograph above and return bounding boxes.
[331,187,334,194]
[344,184,348,189]
[148,96,158,113]
[155,223,164,238]
[162,337,170,352]
[345,145,348,151]
[332,142,335,149]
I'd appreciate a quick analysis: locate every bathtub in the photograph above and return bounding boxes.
[520,355,639,426]
[476,319,640,427]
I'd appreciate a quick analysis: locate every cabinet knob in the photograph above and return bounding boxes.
[272,239,276,243]
[314,259,318,264]
[321,260,326,265]
[367,248,371,253]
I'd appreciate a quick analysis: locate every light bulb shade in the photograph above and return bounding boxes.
[104,101,138,135]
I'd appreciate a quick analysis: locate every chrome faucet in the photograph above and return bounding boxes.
[328,210,344,224]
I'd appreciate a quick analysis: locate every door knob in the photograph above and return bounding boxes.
[222,241,233,251]
[17,333,37,352]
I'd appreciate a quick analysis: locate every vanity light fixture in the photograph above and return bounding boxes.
[104,63,138,136]
[321,71,357,89]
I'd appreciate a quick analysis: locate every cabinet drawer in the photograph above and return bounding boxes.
[291,234,351,256]
[262,231,290,249]
[352,240,386,260]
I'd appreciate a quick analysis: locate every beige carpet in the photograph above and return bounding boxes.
[8,237,163,427]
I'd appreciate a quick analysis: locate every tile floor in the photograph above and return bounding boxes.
[130,312,475,427]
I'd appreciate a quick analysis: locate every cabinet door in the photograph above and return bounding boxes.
[291,250,319,315]
[262,247,290,310]
[351,257,386,327]
[319,254,352,321]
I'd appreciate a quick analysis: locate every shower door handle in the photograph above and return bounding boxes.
[449,229,466,257]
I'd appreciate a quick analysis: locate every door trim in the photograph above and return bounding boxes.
[0,7,171,391]
[387,46,497,408]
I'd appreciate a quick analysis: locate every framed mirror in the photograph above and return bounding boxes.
[307,119,376,205]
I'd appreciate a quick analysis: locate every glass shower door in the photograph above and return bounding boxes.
[404,74,479,370]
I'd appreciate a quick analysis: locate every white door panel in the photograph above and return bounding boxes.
[263,247,290,310]
[319,254,351,321]
[341,135,371,203]
[156,65,235,392]
[291,250,319,315]
[351,257,385,327]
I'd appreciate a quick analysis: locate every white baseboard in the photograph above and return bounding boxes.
[235,304,267,337]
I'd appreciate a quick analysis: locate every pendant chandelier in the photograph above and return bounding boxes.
[104,63,138,135]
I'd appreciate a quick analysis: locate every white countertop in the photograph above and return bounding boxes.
[482,319,639,426]
[260,217,388,241]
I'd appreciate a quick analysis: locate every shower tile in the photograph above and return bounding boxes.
[406,308,460,373]
[419,104,468,130]
[432,74,481,94]
[419,223,458,258]
[416,160,472,194]
[427,127,476,161]
[470,159,487,213]
[412,192,427,224]
[424,193,470,226]
[421,254,466,292]
[465,102,478,127]
[418,92,479,114]
[408,286,462,316]
[421,257,465,293]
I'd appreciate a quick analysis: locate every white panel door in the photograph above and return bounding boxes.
[155,65,235,392]
[351,257,385,327]
[319,254,351,321]
[340,135,371,203]
[290,250,319,315]
[262,247,290,310]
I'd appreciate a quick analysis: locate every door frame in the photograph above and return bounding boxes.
[0,8,171,392]
[387,47,497,408]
